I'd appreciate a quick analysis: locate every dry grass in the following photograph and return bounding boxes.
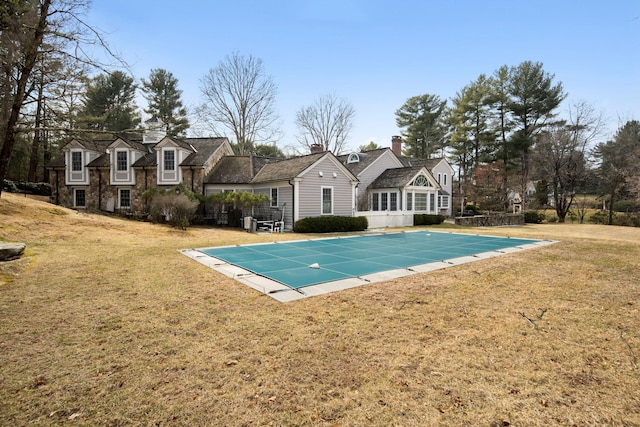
[1,193,639,426]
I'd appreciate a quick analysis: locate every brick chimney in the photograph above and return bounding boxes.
[310,143,324,154]
[391,135,402,157]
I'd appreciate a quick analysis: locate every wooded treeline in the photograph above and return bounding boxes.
[1,1,639,225]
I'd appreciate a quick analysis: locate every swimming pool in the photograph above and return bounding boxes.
[182,230,555,302]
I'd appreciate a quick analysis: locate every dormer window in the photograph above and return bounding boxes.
[347,153,360,164]
[116,151,128,171]
[164,150,175,171]
[71,151,83,171]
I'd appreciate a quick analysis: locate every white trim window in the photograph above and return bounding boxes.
[116,150,128,171]
[321,186,333,215]
[271,188,278,207]
[415,193,427,211]
[389,192,398,211]
[164,149,175,171]
[118,188,131,208]
[74,188,86,208]
[71,151,83,172]
[438,195,449,209]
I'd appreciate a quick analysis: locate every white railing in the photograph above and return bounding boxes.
[355,211,414,229]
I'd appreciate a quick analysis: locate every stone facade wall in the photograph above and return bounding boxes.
[132,167,158,217]
[454,214,524,227]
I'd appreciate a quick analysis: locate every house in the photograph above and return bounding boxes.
[48,125,453,230]
[204,150,359,228]
[47,118,234,214]
[338,136,454,227]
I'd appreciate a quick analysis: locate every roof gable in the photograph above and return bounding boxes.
[338,148,403,177]
[370,166,438,189]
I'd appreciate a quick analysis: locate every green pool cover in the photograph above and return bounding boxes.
[198,231,540,290]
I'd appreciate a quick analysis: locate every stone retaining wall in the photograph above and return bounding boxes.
[454,214,524,227]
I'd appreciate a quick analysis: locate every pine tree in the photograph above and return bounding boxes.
[141,68,189,137]
[395,94,446,159]
[80,71,140,133]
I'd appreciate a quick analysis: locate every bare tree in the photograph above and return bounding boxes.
[533,101,604,222]
[198,53,280,155]
[295,94,355,154]
[0,0,125,197]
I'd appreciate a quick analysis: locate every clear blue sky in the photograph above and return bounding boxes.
[88,0,639,152]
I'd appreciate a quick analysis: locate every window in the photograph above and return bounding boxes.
[74,189,86,207]
[412,175,430,187]
[381,193,388,211]
[164,150,175,171]
[415,193,427,211]
[430,194,435,211]
[439,195,449,209]
[119,189,131,208]
[406,193,413,211]
[116,151,128,171]
[347,153,360,163]
[389,193,398,211]
[271,188,278,207]
[372,193,379,211]
[437,173,441,184]
[71,151,82,172]
[322,187,333,214]
[443,174,447,185]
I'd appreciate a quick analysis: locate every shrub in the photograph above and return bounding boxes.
[613,200,640,213]
[613,213,640,227]
[294,216,368,233]
[3,179,51,195]
[149,193,199,229]
[414,214,445,226]
[465,204,480,214]
[523,210,545,224]
[588,210,610,225]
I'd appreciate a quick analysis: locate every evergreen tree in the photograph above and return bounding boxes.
[80,71,140,133]
[446,74,495,184]
[507,61,566,202]
[595,120,640,224]
[141,68,189,137]
[395,94,446,159]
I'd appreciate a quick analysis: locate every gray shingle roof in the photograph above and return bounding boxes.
[251,152,326,183]
[205,157,252,184]
[132,152,156,167]
[370,166,424,189]
[180,137,228,167]
[337,148,391,176]
[86,153,110,168]
[399,157,442,169]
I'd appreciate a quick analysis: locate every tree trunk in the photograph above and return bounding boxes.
[0,0,51,197]
[28,80,45,182]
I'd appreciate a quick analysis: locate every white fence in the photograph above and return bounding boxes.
[356,211,414,229]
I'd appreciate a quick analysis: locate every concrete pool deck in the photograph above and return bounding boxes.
[181,231,558,302]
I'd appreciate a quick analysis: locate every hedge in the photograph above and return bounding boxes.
[523,210,545,224]
[413,214,445,226]
[293,216,368,233]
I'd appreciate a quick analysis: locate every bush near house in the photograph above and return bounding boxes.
[414,214,445,225]
[294,216,368,233]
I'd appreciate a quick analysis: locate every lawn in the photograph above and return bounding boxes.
[1,193,639,426]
